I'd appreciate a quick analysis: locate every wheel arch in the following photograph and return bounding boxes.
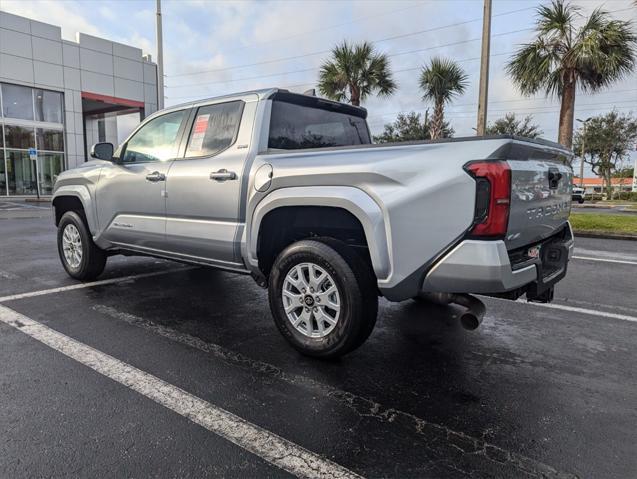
[52,186,96,232]
[246,186,391,282]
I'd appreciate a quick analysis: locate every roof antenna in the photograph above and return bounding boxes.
[303,88,316,96]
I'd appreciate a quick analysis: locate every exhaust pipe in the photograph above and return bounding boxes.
[451,294,486,330]
[417,293,486,330]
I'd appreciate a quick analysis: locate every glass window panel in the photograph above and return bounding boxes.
[268,99,370,150]
[0,151,6,196]
[6,150,37,195]
[185,101,243,158]
[33,89,63,123]
[36,128,64,151]
[121,110,186,164]
[37,152,63,195]
[1,83,34,120]
[4,125,35,149]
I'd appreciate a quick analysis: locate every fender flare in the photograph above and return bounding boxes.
[245,186,391,281]
[52,185,98,233]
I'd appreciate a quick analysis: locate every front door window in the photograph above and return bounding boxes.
[121,110,186,164]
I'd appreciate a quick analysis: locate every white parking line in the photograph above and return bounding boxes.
[572,255,637,266]
[509,299,637,323]
[0,304,361,479]
[0,268,193,303]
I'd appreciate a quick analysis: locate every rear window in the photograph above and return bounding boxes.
[185,101,243,158]
[268,98,370,150]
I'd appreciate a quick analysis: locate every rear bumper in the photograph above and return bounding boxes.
[421,224,574,294]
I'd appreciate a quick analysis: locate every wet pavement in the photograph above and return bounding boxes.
[1,216,636,478]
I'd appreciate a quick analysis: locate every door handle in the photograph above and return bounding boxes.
[210,169,237,182]
[146,171,166,182]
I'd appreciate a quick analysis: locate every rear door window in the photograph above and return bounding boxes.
[185,101,243,158]
[268,99,370,150]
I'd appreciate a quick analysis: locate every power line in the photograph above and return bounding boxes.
[368,91,637,120]
[167,5,633,88]
[166,38,524,89]
[167,84,637,104]
[167,6,536,79]
[367,105,637,126]
[211,2,430,58]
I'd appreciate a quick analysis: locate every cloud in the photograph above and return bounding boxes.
[4,0,634,143]
[1,0,101,40]
[99,6,116,21]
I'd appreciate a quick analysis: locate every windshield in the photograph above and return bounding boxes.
[268,97,370,150]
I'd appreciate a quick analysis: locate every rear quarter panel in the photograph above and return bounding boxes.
[248,140,521,294]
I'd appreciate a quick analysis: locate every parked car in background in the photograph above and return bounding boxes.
[572,185,585,203]
[51,88,574,358]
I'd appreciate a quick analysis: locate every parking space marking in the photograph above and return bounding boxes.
[509,299,637,323]
[91,304,575,479]
[573,255,637,266]
[574,248,637,263]
[0,268,194,303]
[0,304,362,479]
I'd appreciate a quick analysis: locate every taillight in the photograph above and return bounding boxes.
[464,161,511,237]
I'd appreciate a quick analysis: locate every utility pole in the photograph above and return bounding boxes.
[476,0,492,136]
[576,117,591,188]
[156,0,165,110]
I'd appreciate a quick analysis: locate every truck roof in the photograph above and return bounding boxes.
[163,88,367,119]
[169,88,280,110]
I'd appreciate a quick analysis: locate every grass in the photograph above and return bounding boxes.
[569,213,637,235]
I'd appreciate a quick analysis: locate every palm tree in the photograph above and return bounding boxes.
[419,57,468,140]
[507,1,636,149]
[318,41,396,107]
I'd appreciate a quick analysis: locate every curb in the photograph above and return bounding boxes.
[573,230,637,241]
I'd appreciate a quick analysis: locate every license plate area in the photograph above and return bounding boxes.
[530,240,570,294]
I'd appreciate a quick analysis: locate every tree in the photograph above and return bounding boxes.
[506,1,636,149]
[573,111,637,198]
[613,167,634,179]
[419,57,468,140]
[485,113,543,138]
[373,110,453,143]
[318,41,396,107]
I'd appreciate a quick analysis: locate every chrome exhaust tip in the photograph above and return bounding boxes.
[451,294,486,330]
[417,292,486,330]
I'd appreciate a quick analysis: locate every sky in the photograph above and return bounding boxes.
[2,0,637,175]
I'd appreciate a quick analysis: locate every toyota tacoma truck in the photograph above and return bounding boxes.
[52,88,574,358]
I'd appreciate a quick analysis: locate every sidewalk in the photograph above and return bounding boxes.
[0,200,51,220]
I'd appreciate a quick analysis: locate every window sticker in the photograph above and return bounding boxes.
[189,114,210,152]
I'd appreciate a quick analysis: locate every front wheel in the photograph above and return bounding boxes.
[268,238,378,359]
[57,211,107,280]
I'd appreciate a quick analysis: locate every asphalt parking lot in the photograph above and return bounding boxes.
[1,209,636,478]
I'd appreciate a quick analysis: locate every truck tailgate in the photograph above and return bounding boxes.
[505,142,572,250]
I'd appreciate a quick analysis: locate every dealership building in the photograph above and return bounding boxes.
[0,10,159,196]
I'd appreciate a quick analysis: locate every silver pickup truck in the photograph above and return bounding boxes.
[52,88,574,358]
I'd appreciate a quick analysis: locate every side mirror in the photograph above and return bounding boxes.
[90,142,114,161]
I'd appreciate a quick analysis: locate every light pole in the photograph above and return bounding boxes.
[476,0,492,136]
[156,0,165,110]
[576,117,591,189]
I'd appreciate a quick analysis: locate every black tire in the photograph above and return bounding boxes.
[578,198,585,204]
[268,238,378,359]
[57,211,107,280]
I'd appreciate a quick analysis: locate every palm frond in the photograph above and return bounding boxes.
[419,57,468,104]
[317,41,396,105]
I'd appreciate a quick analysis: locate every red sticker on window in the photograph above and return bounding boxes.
[193,114,209,134]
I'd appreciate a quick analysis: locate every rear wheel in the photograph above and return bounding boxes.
[57,211,106,280]
[268,238,378,358]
